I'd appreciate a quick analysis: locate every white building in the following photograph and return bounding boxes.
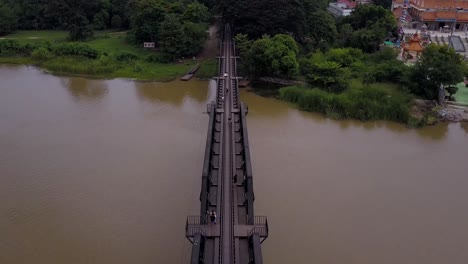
[327,0,373,17]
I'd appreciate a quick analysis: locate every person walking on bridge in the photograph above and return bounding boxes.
[209,209,217,225]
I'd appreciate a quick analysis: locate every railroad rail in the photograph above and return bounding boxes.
[185,25,268,264]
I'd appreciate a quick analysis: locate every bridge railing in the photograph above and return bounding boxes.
[248,216,268,243]
[252,216,267,226]
[187,215,206,225]
[185,216,206,243]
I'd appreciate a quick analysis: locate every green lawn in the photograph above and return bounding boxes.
[197,58,217,79]
[1,30,154,57]
[0,30,68,43]
[455,82,468,105]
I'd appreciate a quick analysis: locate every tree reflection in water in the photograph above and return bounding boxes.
[461,122,468,134]
[61,77,108,101]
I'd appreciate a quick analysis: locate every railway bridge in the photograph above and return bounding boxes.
[185,25,268,264]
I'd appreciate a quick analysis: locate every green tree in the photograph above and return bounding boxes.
[223,0,307,40]
[305,11,337,51]
[446,86,458,99]
[408,44,466,104]
[248,34,299,78]
[301,0,330,15]
[234,33,253,56]
[336,23,353,47]
[0,1,16,35]
[158,14,186,60]
[183,21,207,55]
[111,15,122,28]
[46,0,101,40]
[6,0,55,30]
[373,0,392,9]
[340,4,397,52]
[305,60,349,93]
[93,9,110,30]
[128,0,166,43]
[111,0,131,28]
[326,48,363,67]
[182,2,210,23]
[348,29,382,53]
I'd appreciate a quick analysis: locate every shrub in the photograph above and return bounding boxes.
[50,43,99,59]
[279,85,411,123]
[43,57,117,75]
[0,40,19,55]
[145,54,170,63]
[115,52,139,62]
[31,47,53,61]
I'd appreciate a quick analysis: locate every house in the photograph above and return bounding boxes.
[327,0,373,17]
[392,0,468,31]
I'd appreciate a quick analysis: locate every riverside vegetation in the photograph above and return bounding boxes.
[0,35,196,80]
[229,3,468,126]
[0,0,215,80]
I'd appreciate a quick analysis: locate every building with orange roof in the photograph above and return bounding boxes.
[393,0,468,31]
[402,33,424,60]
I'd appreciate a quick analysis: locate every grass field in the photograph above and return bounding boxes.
[197,58,218,79]
[0,30,201,80]
[455,82,468,105]
[1,30,156,57]
[0,30,68,43]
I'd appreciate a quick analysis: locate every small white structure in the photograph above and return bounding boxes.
[143,42,155,48]
[327,0,372,17]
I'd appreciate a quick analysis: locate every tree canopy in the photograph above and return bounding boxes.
[246,34,300,78]
[407,44,467,104]
[339,4,397,52]
[223,0,307,40]
[45,0,105,40]
[373,0,392,10]
[0,0,17,36]
[304,11,337,51]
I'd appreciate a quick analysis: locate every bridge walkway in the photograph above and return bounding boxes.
[185,25,268,264]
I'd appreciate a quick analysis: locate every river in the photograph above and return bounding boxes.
[0,65,467,264]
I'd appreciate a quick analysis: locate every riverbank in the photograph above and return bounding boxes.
[0,30,211,81]
[251,79,468,127]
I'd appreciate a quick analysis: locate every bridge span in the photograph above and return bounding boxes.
[185,26,268,264]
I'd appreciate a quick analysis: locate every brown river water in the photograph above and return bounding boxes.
[1,65,467,264]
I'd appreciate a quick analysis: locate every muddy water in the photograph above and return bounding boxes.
[1,65,467,264]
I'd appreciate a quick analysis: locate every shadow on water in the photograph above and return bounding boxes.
[61,77,108,101]
[337,119,409,133]
[416,122,449,140]
[240,89,290,118]
[461,122,468,134]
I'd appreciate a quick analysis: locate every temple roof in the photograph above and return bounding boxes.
[411,0,468,9]
[404,34,424,52]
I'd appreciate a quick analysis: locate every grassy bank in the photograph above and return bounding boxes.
[197,58,218,79]
[1,30,146,54]
[455,82,468,105]
[279,80,413,124]
[0,31,196,81]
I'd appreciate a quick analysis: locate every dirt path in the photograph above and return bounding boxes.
[198,25,219,60]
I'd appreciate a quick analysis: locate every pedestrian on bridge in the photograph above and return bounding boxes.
[209,209,217,225]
